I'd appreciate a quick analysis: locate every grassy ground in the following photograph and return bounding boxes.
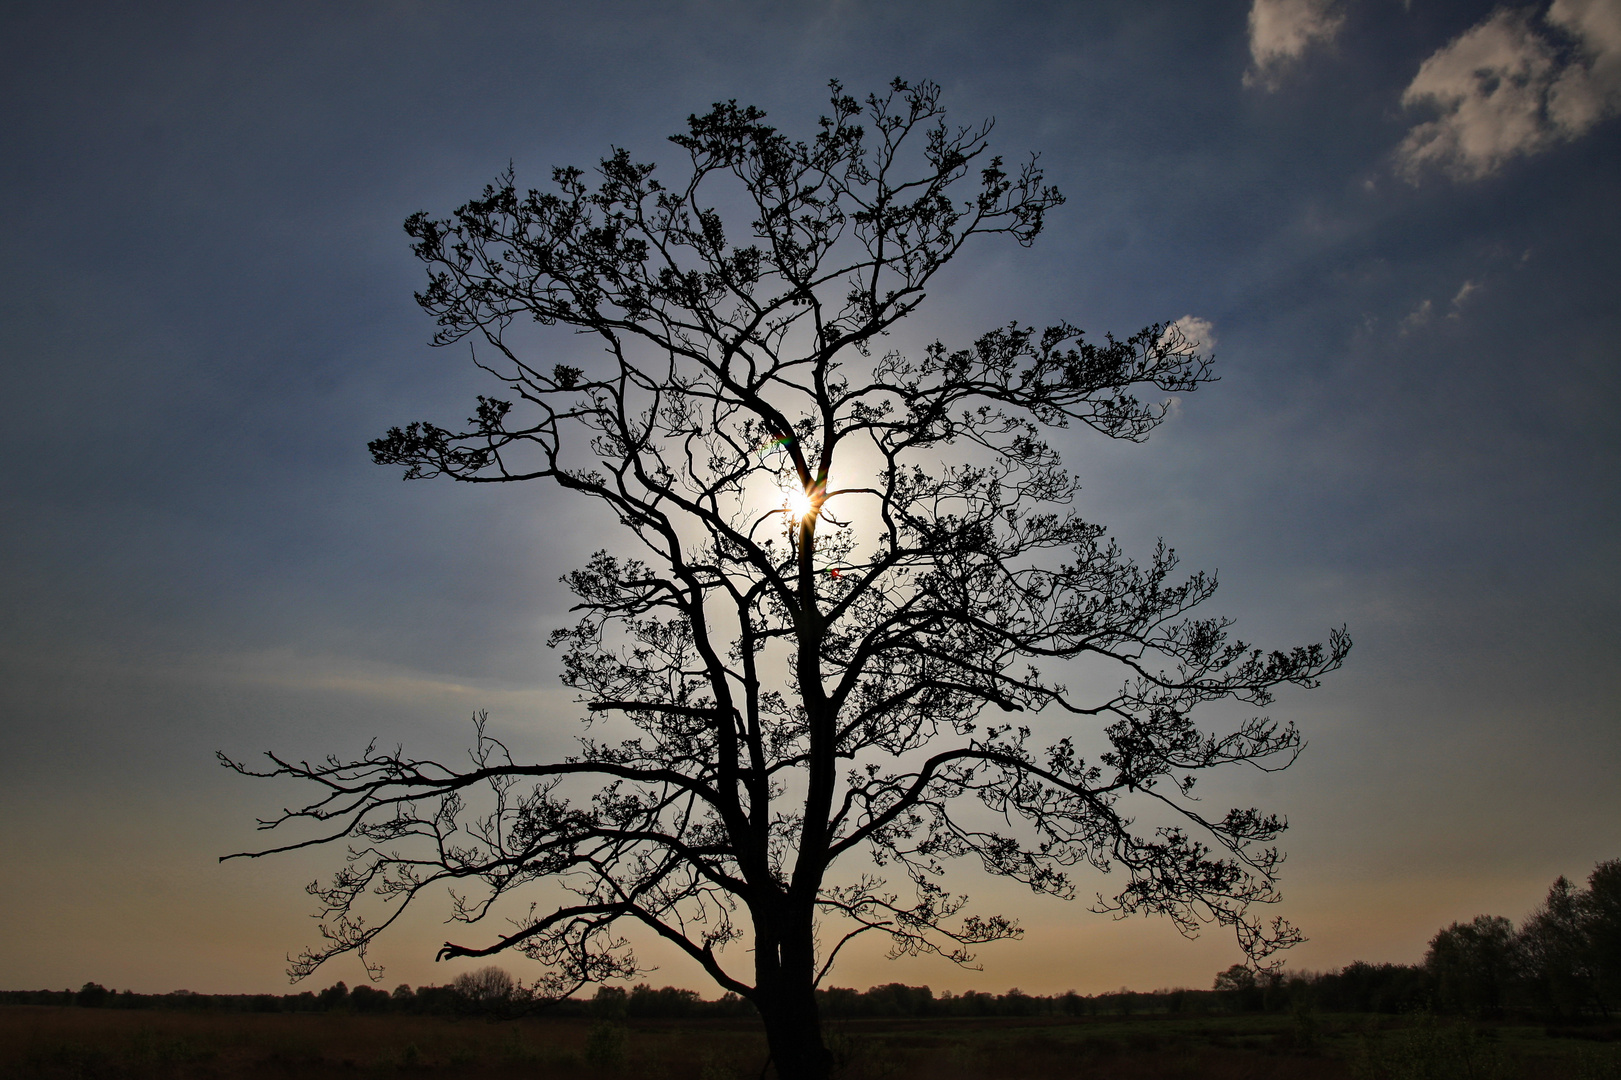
[3,1006,1618,1079]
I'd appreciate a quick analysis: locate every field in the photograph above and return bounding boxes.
[4,1006,1619,1079]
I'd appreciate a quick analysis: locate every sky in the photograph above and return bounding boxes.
[1,0,1617,998]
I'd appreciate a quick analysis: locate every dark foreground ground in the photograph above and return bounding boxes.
[3,1006,1618,1079]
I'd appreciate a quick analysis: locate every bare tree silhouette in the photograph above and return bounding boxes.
[222,79,1347,1080]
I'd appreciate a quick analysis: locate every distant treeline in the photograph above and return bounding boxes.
[0,978,754,1019]
[0,977,1403,1020]
[0,971,1469,1020]
[7,859,1614,1022]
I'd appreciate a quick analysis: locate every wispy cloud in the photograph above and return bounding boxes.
[1397,0,1621,181]
[1244,0,1345,90]
[1448,279,1481,317]
[1399,298,1433,334]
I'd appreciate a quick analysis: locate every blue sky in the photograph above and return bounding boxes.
[1,0,1616,996]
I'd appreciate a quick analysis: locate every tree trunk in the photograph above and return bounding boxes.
[756,979,834,1080]
[753,899,834,1080]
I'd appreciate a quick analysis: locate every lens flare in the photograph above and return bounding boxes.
[784,485,816,521]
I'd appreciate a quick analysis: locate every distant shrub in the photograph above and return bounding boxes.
[584,1020,627,1071]
[1353,1013,1511,1080]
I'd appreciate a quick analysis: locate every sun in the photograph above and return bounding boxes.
[784,484,817,522]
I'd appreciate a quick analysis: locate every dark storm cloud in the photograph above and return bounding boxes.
[0,0,1615,993]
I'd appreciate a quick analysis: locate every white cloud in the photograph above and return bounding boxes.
[1547,0,1621,132]
[1162,314,1217,353]
[1397,0,1621,181]
[1450,279,1480,313]
[1398,11,1559,179]
[1245,0,1346,89]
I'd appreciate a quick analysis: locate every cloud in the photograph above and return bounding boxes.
[1397,0,1621,181]
[1448,280,1480,317]
[1547,0,1621,131]
[1399,298,1433,334]
[1244,0,1345,90]
[1162,314,1217,353]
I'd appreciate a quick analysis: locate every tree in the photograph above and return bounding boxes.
[451,964,516,1005]
[1424,914,1518,1017]
[1590,860,1621,1015]
[1518,859,1621,1017]
[222,79,1348,1080]
[1213,962,1263,1012]
[1213,963,1258,994]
